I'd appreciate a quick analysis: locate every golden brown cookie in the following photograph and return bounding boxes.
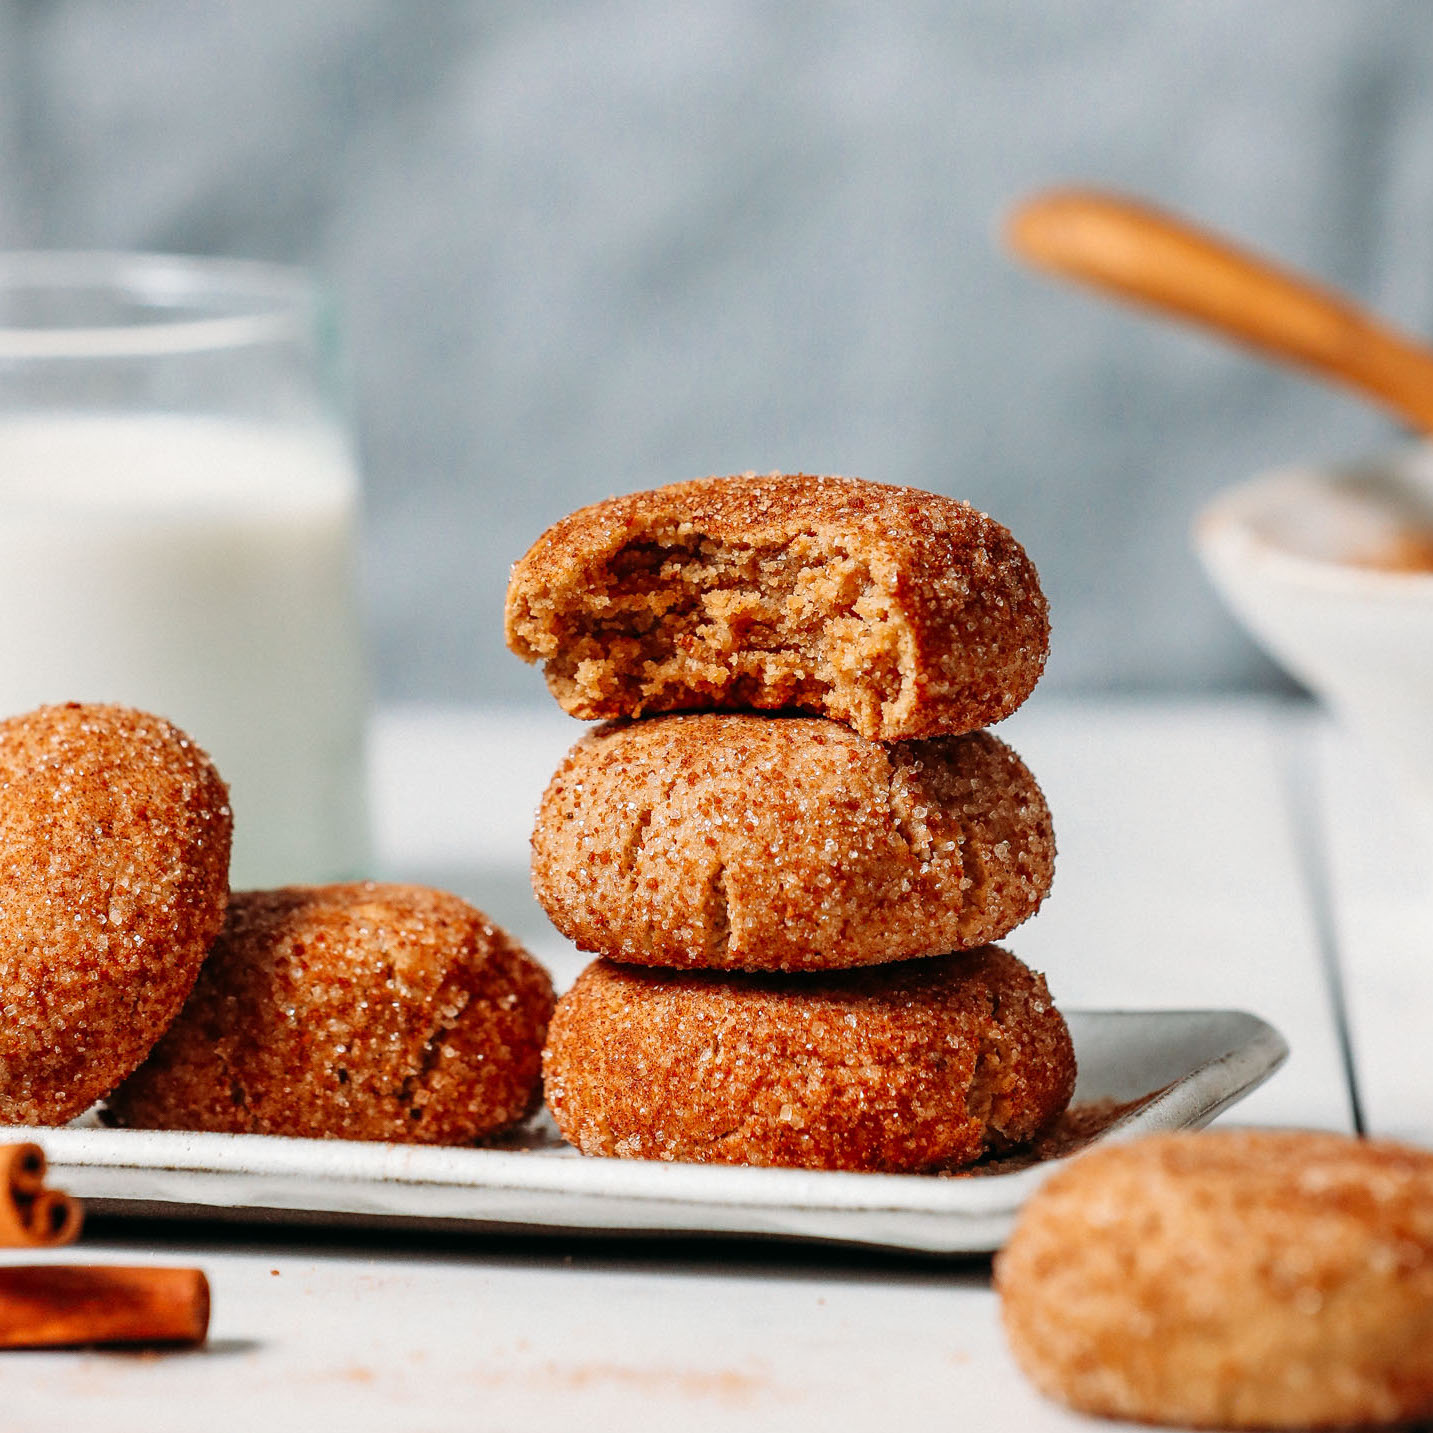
[995,1129,1433,1429]
[532,714,1054,971]
[0,702,232,1125]
[107,883,555,1145]
[543,947,1075,1172]
[505,473,1049,741]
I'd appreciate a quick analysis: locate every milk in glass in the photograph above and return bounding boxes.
[0,412,367,887]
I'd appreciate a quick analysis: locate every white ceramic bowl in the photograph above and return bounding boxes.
[1195,445,1433,816]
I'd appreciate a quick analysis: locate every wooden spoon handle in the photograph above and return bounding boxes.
[1006,187,1433,435]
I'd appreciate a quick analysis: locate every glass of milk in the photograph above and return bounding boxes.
[0,251,368,888]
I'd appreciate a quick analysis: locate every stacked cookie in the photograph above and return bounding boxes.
[507,472,1075,1172]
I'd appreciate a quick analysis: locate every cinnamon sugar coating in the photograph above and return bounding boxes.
[505,473,1049,741]
[543,947,1075,1172]
[996,1130,1433,1429]
[107,884,555,1145]
[532,714,1054,971]
[0,702,232,1125]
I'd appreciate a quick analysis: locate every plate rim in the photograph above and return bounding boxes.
[4,1006,1289,1222]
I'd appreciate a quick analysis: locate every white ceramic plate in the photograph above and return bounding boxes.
[4,1008,1286,1255]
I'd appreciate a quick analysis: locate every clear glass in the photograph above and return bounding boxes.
[0,251,368,887]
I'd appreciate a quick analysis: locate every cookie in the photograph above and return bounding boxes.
[995,1129,1433,1429]
[505,472,1049,741]
[542,946,1075,1172]
[0,702,232,1124]
[107,883,555,1145]
[532,714,1054,971]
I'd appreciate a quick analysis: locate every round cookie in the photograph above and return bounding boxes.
[0,702,232,1125]
[995,1129,1433,1429]
[107,883,555,1145]
[542,946,1075,1172]
[532,714,1054,971]
[505,472,1049,741]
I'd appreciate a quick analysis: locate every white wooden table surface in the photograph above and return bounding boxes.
[5,695,1423,1433]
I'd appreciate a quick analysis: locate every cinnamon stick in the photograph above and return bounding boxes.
[0,1144,44,1198]
[0,1266,209,1348]
[0,1144,82,1247]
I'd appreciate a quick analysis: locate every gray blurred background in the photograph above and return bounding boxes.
[3,0,1429,705]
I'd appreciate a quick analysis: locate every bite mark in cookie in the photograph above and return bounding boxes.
[505,473,1049,741]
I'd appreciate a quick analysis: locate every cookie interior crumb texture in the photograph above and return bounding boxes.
[107,883,555,1145]
[995,1129,1433,1429]
[505,473,1049,741]
[532,714,1055,970]
[0,702,232,1125]
[542,947,1075,1172]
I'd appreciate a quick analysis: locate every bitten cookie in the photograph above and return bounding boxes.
[543,947,1075,1172]
[107,883,555,1145]
[532,714,1054,971]
[505,472,1049,741]
[0,702,232,1125]
[995,1129,1433,1429]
